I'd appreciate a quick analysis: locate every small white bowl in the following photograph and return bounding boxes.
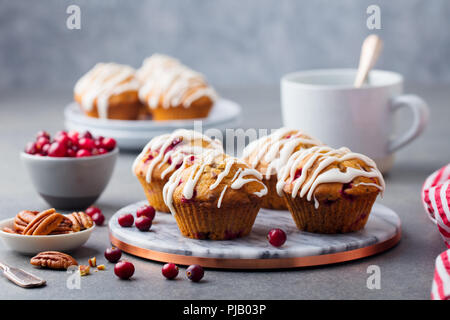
[0,218,95,255]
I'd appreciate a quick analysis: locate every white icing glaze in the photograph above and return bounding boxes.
[242,127,321,179]
[276,146,385,208]
[132,129,223,183]
[137,54,217,109]
[74,63,140,119]
[162,151,268,214]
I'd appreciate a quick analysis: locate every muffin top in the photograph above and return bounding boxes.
[242,128,321,179]
[277,146,385,208]
[74,63,140,118]
[163,150,268,213]
[137,54,217,109]
[132,129,223,183]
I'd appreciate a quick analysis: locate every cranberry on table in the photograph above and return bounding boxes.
[48,142,67,157]
[85,206,101,217]
[186,264,204,282]
[267,228,287,247]
[104,247,122,263]
[114,261,135,280]
[118,213,134,227]
[136,205,156,220]
[91,212,105,226]
[135,216,152,231]
[162,263,179,280]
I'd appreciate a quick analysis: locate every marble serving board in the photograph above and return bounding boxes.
[109,201,401,269]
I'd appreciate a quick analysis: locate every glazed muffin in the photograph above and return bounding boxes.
[74,63,142,120]
[137,54,217,120]
[242,128,321,210]
[277,146,385,233]
[163,150,267,240]
[132,130,223,213]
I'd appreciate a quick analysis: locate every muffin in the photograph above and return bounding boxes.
[163,150,268,240]
[132,130,223,213]
[242,128,321,210]
[74,63,142,120]
[137,54,217,120]
[277,146,385,233]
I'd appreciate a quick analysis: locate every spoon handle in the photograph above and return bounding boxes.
[0,261,46,288]
[354,34,383,87]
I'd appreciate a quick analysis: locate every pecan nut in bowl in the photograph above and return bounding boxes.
[13,210,39,234]
[30,251,78,270]
[67,212,93,232]
[22,209,65,236]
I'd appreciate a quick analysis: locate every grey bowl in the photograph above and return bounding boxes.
[21,148,118,210]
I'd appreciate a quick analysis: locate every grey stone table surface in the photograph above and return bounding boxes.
[0,85,448,300]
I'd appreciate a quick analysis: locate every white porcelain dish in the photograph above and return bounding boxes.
[64,99,242,150]
[0,218,94,255]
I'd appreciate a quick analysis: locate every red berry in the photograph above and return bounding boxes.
[267,228,287,247]
[36,130,50,140]
[92,212,105,226]
[102,137,116,151]
[186,264,204,282]
[76,149,91,158]
[80,131,93,139]
[25,142,37,155]
[162,263,179,280]
[85,206,101,217]
[55,134,71,146]
[114,261,134,280]
[135,216,152,231]
[68,130,79,140]
[97,148,108,155]
[42,143,51,155]
[136,205,156,221]
[54,131,68,140]
[78,138,95,150]
[66,148,76,157]
[36,137,50,150]
[118,213,134,227]
[104,247,122,263]
[48,142,67,157]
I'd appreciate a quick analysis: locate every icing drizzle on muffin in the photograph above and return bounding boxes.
[137,54,217,109]
[74,63,140,118]
[276,146,385,208]
[163,150,268,213]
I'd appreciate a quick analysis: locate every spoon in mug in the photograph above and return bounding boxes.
[354,34,383,87]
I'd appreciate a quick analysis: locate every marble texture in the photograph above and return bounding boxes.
[109,201,400,262]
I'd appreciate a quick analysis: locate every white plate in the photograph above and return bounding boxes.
[64,99,242,150]
[0,218,95,255]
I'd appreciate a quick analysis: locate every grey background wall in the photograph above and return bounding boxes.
[1,0,449,90]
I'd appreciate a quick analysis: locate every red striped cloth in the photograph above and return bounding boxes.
[432,250,450,300]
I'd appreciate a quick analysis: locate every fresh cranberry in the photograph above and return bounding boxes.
[267,228,287,247]
[92,212,105,226]
[162,263,179,280]
[104,247,122,263]
[135,216,152,231]
[85,206,101,217]
[114,261,135,280]
[68,130,79,140]
[41,143,51,155]
[25,142,37,155]
[54,130,68,139]
[76,149,91,158]
[66,148,76,157]
[91,148,99,156]
[35,136,50,150]
[136,205,156,220]
[80,131,93,139]
[78,137,95,150]
[36,130,50,140]
[118,213,134,227]
[102,137,116,151]
[97,148,108,155]
[186,264,204,282]
[48,142,67,157]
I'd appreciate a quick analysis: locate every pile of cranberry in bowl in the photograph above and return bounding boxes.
[25,130,116,158]
[21,130,119,210]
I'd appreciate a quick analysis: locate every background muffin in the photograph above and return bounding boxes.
[277,146,385,233]
[137,54,217,120]
[163,150,267,240]
[133,129,223,212]
[242,128,321,210]
[74,63,142,120]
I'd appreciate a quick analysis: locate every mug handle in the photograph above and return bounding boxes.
[388,94,429,153]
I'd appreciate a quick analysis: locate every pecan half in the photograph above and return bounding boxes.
[13,210,39,234]
[23,209,65,236]
[67,212,93,232]
[2,227,20,234]
[30,251,78,270]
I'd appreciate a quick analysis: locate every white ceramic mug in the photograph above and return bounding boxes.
[280,69,429,173]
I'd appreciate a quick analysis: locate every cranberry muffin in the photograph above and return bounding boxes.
[277,146,385,233]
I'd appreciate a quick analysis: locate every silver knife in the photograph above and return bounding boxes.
[0,261,46,288]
